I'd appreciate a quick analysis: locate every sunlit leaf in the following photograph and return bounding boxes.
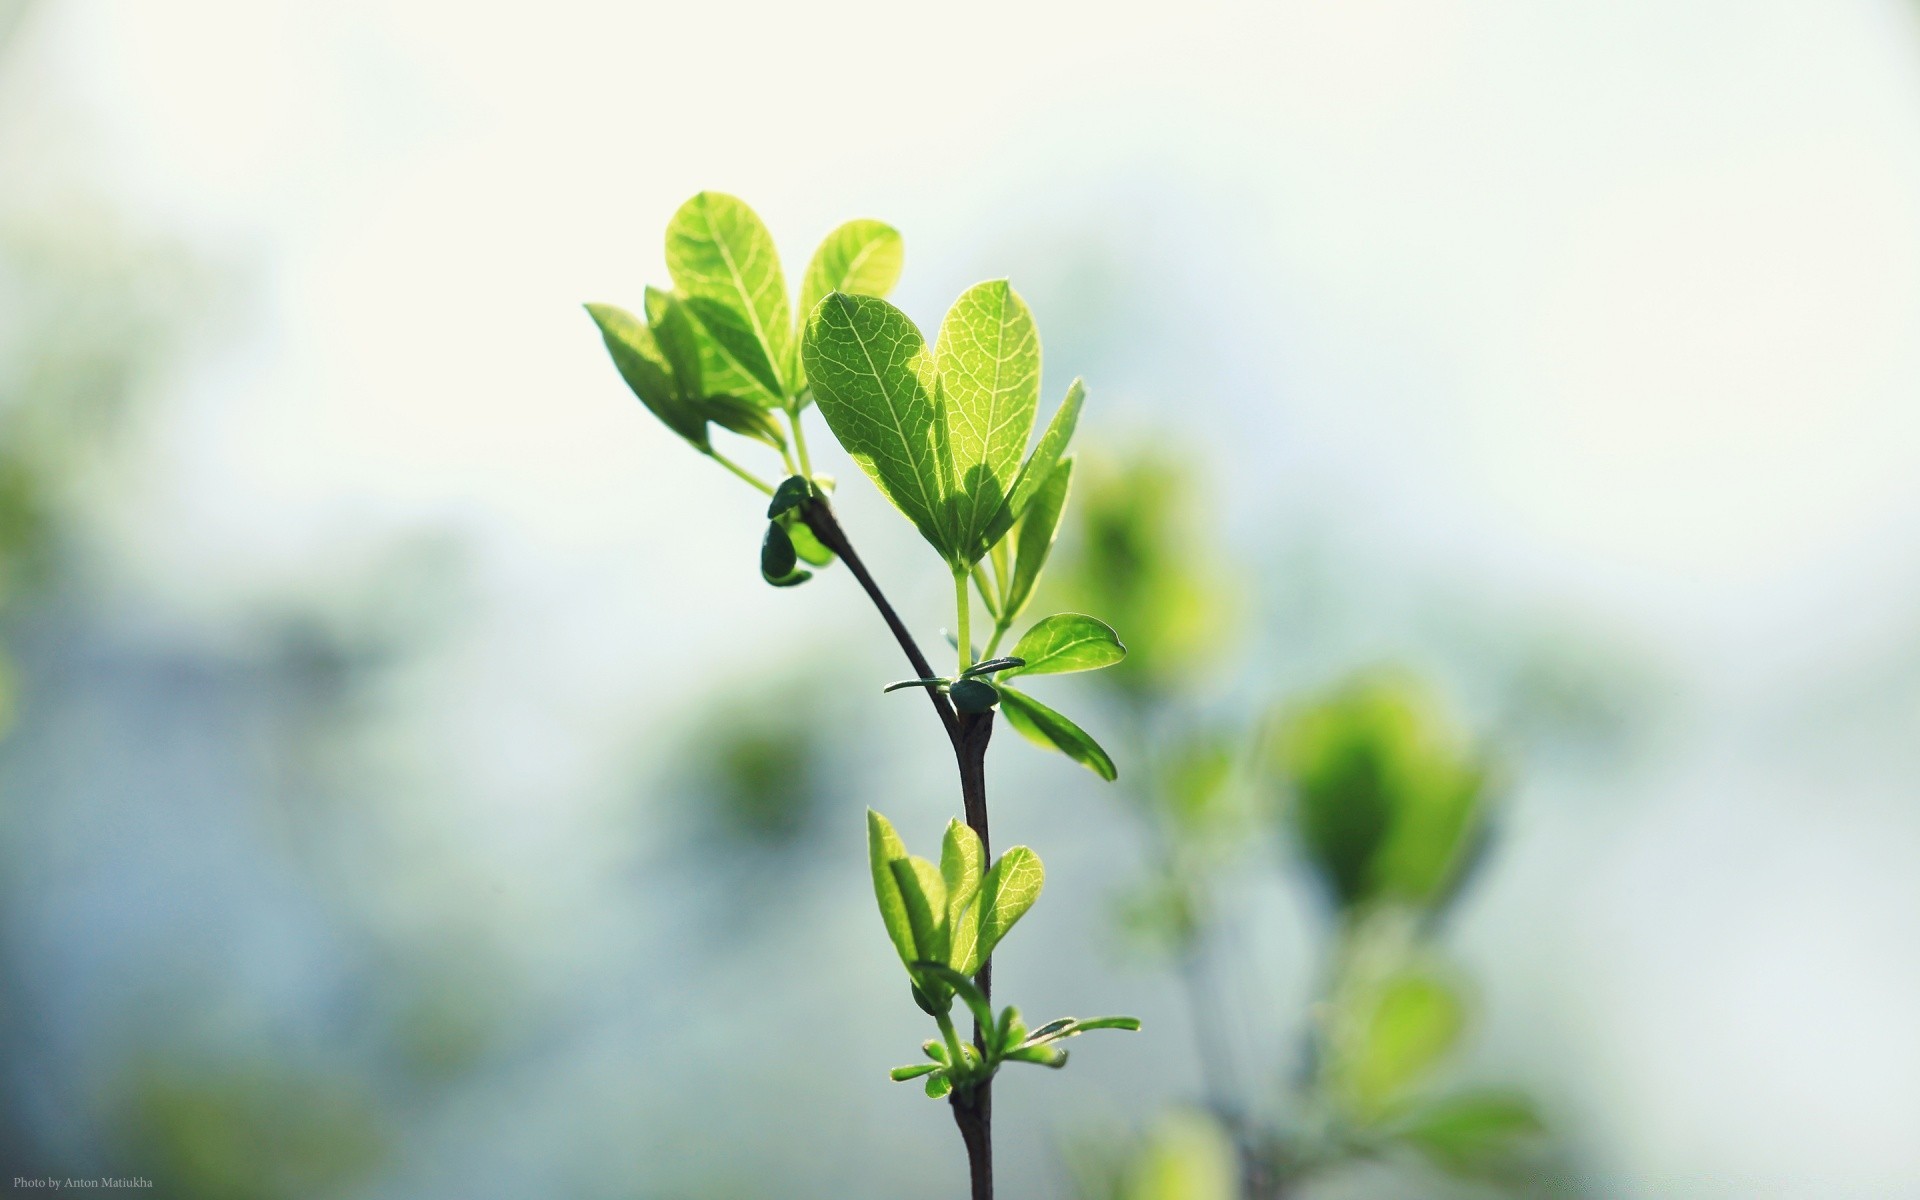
[585,303,707,445]
[940,819,985,938]
[665,192,790,405]
[933,280,1040,565]
[982,378,1082,551]
[891,856,950,971]
[867,809,917,967]
[964,845,1043,971]
[803,293,951,557]
[997,685,1118,781]
[643,287,705,398]
[1004,457,1072,622]
[795,219,904,388]
[1003,614,1126,677]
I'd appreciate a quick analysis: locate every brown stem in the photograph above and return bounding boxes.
[801,496,996,1199]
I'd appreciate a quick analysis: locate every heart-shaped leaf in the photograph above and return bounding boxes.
[1004,614,1126,677]
[997,685,1118,781]
[665,192,790,406]
[934,280,1041,566]
[803,294,950,556]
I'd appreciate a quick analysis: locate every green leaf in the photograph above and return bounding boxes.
[997,685,1118,781]
[1004,613,1126,677]
[705,395,788,451]
[960,656,1025,677]
[924,1071,953,1099]
[1338,970,1467,1118]
[643,287,705,398]
[983,378,1083,551]
[933,280,1041,565]
[585,303,707,445]
[964,845,1043,971]
[916,963,994,1037]
[948,678,999,714]
[996,1006,1026,1053]
[867,809,916,967]
[922,1038,949,1064]
[1005,1044,1068,1068]
[778,510,835,566]
[1391,1090,1545,1178]
[890,1063,941,1082]
[802,293,951,556]
[891,856,950,971]
[1004,457,1072,621]
[767,475,811,518]
[761,522,798,580]
[795,219,904,387]
[940,819,985,937]
[664,192,790,405]
[882,677,949,694]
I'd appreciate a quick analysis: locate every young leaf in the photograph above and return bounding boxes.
[960,656,1025,678]
[585,303,707,445]
[779,511,836,566]
[922,1038,949,1064]
[997,685,1119,781]
[940,819,985,937]
[643,287,705,398]
[1338,970,1467,1118]
[1004,457,1072,620]
[867,809,917,967]
[766,475,811,518]
[1005,1044,1068,1068]
[890,1063,941,1082]
[761,522,798,580]
[996,1005,1025,1053]
[933,280,1041,566]
[882,677,950,694]
[947,678,999,714]
[665,192,790,405]
[802,294,951,556]
[707,395,789,451]
[891,856,950,970]
[982,378,1084,551]
[795,219,904,387]
[966,845,1043,970]
[1391,1090,1545,1177]
[924,1071,954,1099]
[1003,614,1126,677]
[916,963,994,1037]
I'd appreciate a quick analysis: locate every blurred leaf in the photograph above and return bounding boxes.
[776,508,836,566]
[1392,1089,1546,1179]
[795,219,904,387]
[998,685,1118,781]
[1118,1112,1240,1200]
[585,303,707,445]
[867,809,917,966]
[1051,447,1232,698]
[1269,672,1494,912]
[706,394,789,451]
[1336,968,1467,1118]
[890,1062,941,1082]
[665,191,789,404]
[934,280,1040,565]
[767,474,811,518]
[803,293,952,558]
[1161,732,1237,834]
[1005,613,1126,677]
[1004,456,1072,621]
[917,962,994,1034]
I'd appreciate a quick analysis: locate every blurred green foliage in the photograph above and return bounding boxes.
[113,1063,387,1200]
[1266,673,1496,916]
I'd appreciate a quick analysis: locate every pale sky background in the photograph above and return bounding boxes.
[6,2,1920,1196]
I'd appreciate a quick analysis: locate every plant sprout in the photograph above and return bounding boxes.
[587,192,1140,1198]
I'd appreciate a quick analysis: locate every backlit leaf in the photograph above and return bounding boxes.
[795,219,904,387]
[1004,457,1073,622]
[1004,614,1126,677]
[803,293,950,555]
[966,845,1043,970]
[998,685,1118,781]
[867,809,916,967]
[934,280,1041,565]
[665,192,789,405]
[585,303,706,445]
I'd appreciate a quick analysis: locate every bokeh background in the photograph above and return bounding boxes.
[4,1,1920,1197]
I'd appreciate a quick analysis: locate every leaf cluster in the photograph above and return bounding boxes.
[867,810,1138,1099]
